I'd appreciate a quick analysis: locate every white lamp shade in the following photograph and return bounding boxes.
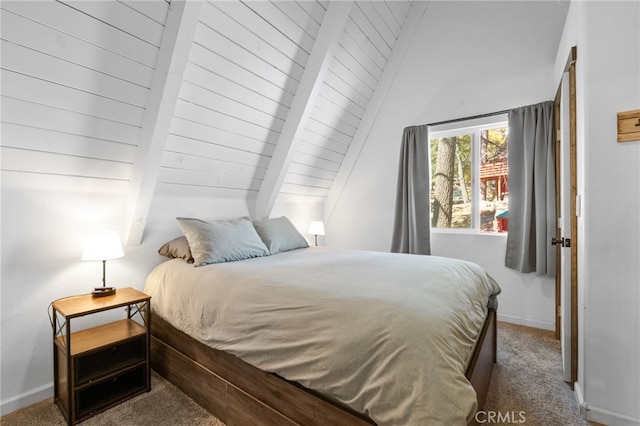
[308,221,325,236]
[81,231,124,261]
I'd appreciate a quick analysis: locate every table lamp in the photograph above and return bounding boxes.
[308,221,325,246]
[81,231,124,297]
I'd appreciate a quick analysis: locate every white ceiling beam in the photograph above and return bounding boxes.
[324,1,429,223]
[255,1,353,219]
[125,0,202,245]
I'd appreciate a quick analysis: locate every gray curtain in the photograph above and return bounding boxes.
[505,101,556,276]
[391,125,431,255]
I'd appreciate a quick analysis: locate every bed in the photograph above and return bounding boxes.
[144,217,501,426]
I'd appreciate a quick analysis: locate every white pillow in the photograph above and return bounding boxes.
[252,216,309,254]
[177,217,269,266]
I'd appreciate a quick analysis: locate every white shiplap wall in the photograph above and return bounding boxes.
[1,0,169,192]
[1,0,415,214]
[282,1,412,198]
[157,0,326,198]
[149,0,414,204]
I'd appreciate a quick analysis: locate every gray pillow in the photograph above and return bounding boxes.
[177,217,269,266]
[158,236,194,263]
[252,216,309,254]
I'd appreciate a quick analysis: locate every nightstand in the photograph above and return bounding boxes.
[51,288,151,425]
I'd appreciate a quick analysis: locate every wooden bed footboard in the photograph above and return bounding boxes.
[151,308,497,425]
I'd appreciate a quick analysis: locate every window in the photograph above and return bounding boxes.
[429,115,508,233]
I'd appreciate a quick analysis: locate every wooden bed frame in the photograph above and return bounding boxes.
[151,308,497,426]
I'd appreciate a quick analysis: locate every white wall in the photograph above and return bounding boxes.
[555,2,640,425]
[271,194,325,246]
[1,182,124,413]
[431,233,555,330]
[328,0,564,330]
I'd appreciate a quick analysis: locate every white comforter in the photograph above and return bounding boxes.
[144,247,501,425]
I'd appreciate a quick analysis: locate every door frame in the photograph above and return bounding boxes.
[553,46,578,386]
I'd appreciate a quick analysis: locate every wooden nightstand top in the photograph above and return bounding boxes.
[52,287,150,318]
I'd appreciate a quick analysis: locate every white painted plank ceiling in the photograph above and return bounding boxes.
[1,0,168,191]
[283,1,412,199]
[1,0,417,237]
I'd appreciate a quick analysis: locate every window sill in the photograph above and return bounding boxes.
[431,229,508,237]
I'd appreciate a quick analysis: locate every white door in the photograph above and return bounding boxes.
[559,72,572,383]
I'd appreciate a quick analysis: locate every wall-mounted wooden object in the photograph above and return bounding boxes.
[617,109,640,142]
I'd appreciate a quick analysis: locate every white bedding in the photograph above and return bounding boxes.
[144,247,501,425]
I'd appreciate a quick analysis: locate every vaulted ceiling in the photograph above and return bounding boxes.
[1,0,424,244]
[1,1,569,245]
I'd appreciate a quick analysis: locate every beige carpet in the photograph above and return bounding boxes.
[485,322,588,425]
[2,322,588,425]
[1,371,224,426]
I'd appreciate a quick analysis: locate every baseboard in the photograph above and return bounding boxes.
[0,382,53,416]
[574,382,640,426]
[574,381,585,415]
[497,313,555,331]
[585,405,640,426]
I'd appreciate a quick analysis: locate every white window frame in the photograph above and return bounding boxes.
[428,113,508,234]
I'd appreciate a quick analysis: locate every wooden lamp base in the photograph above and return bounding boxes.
[92,287,116,297]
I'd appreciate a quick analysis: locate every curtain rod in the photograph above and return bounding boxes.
[428,109,510,128]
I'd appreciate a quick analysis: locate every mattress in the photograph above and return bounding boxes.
[144,246,501,425]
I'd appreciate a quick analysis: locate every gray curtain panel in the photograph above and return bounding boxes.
[505,101,556,276]
[391,125,431,255]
